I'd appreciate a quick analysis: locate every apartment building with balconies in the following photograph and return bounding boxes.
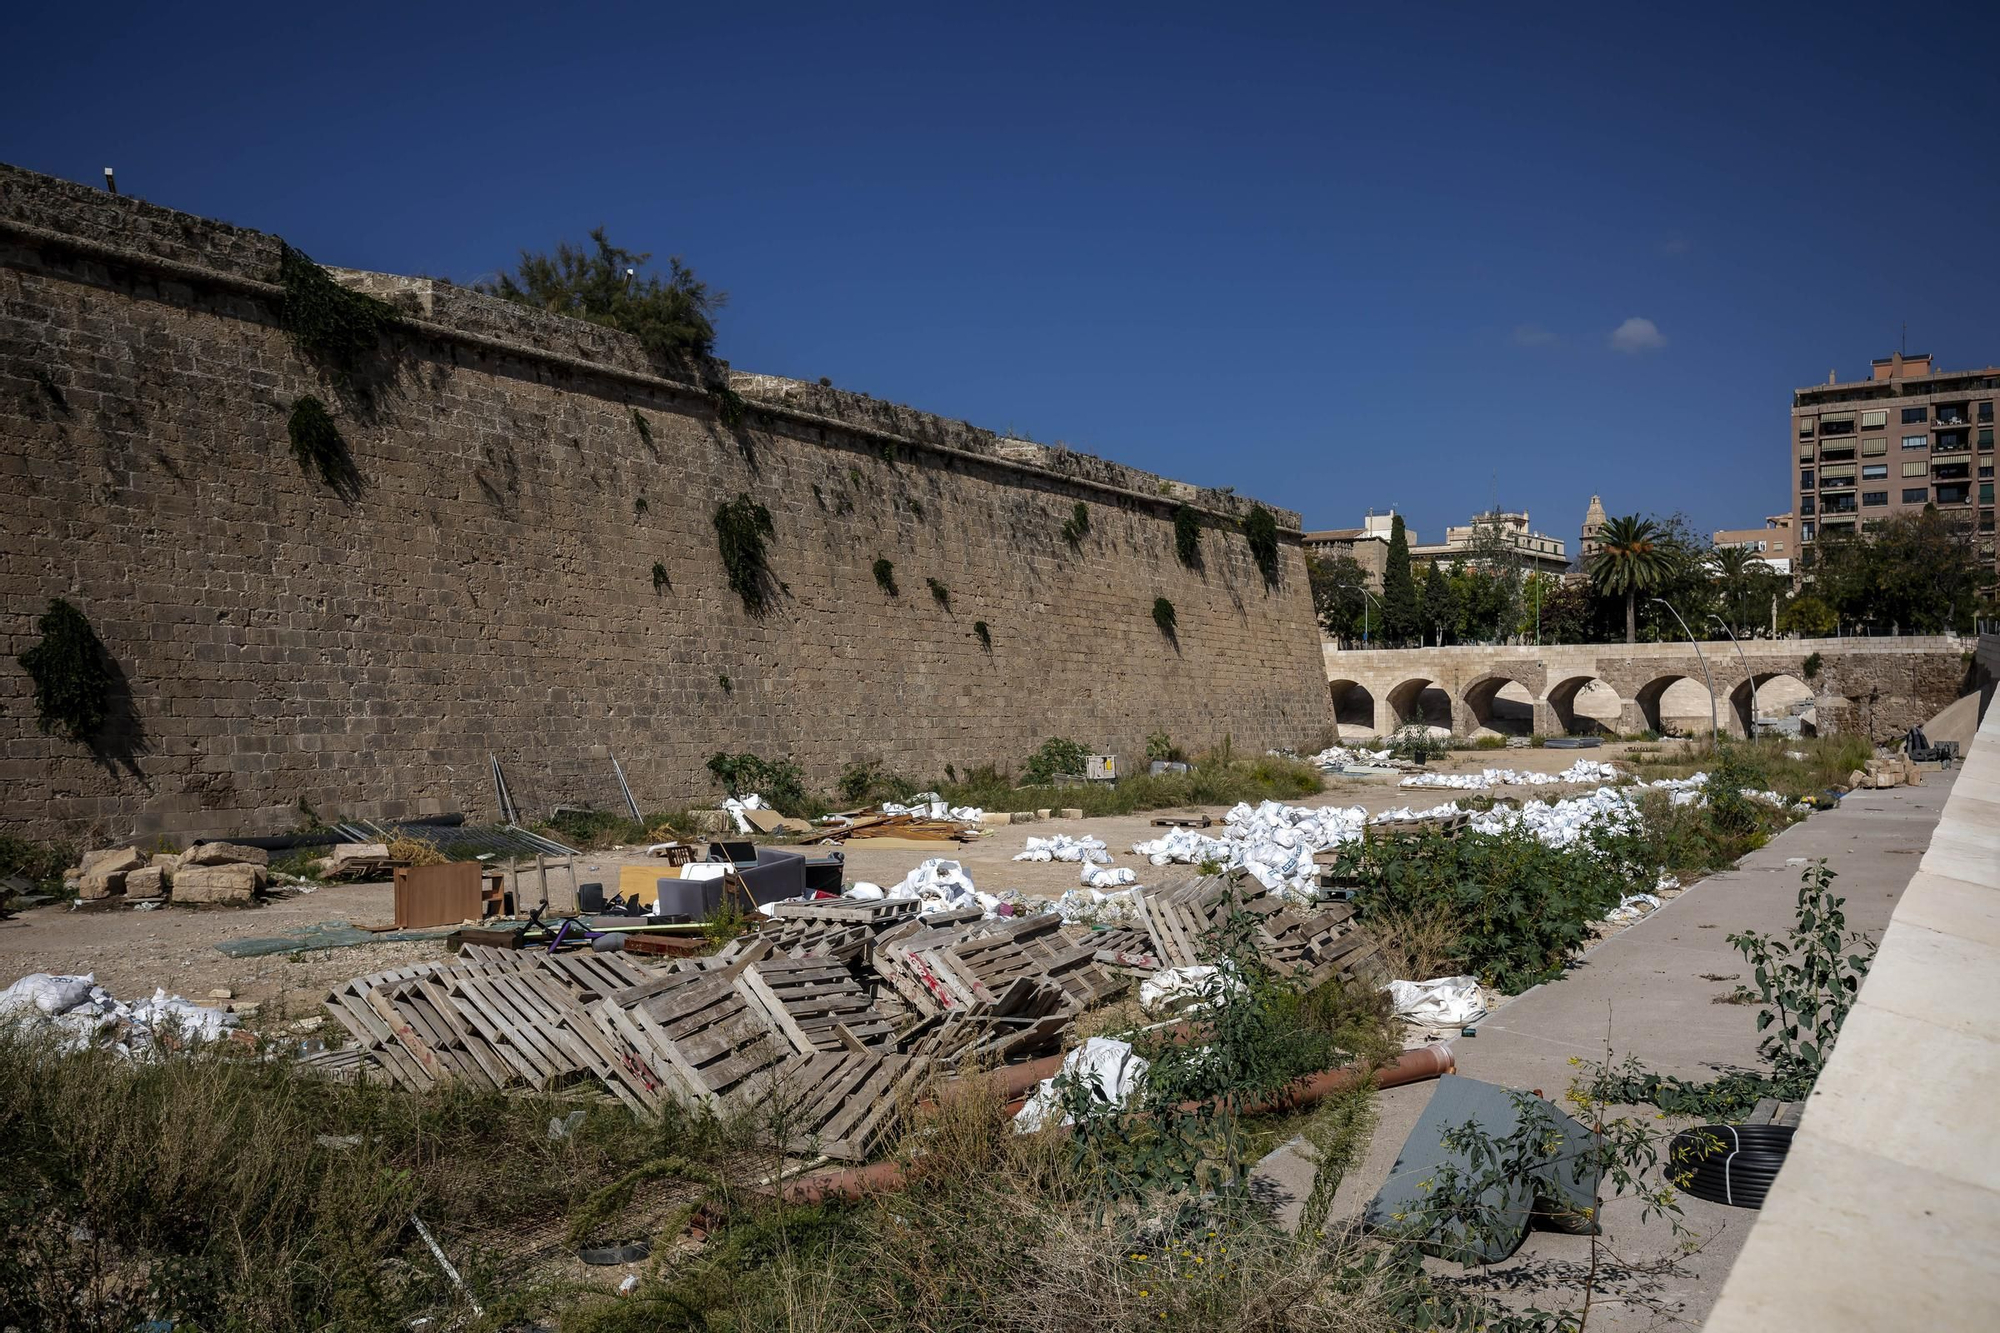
[1792,351,1997,567]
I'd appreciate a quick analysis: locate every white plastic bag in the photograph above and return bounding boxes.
[1014,1037,1150,1132]
[1138,964,1243,1015]
[0,972,96,1018]
[1387,976,1485,1026]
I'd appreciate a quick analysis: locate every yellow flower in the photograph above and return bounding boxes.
[1138,1290,1148,1298]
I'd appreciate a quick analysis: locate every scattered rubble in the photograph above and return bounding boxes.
[0,972,242,1055]
[67,842,273,907]
[1400,760,1619,790]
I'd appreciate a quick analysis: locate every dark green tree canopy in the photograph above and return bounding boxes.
[481,228,722,360]
[1380,514,1419,646]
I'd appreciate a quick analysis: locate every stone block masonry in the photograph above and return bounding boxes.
[0,164,1332,842]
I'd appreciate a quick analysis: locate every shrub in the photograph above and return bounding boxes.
[651,561,669,591]
[1802,650,1822,680]
[277,243,396,392]
[1172,503,1203,568]
[1153,596,1178,636]
[712,492,776,613]
[1022,737,1090,785]
[873,558,897,595]
[927,577,950,609]
[1473,734,1506,750]
[478,227,721,360]
[17,598,112,744]
[704,752,816,816]
[1242,505,1281,586]
[706,380,746,427]
[837,759,918,807]
[973,620,991,649]
[631,409,652,445]
[1060,501,1090,547]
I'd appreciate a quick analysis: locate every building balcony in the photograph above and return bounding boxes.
[1935,484,1972,505]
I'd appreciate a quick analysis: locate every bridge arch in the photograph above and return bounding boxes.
[1730,671,1816,737]
[1546,674,1622,737]
[1463,673,1539,736]
[1635,673,1722,737]
[1327,678,1379,736]
[1386,676,1451,733]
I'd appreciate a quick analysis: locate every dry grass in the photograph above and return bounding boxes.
[1360,902,1464,981]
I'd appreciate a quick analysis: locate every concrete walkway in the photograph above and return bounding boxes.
[1252,771,1956,1330]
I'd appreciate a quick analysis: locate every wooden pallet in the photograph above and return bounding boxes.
[325,964,452,1090]
[763,1051,932,1160]
[366,967,509,1091]
[1132,875,1237,969]
[608,972,802,1112]
[767,898,923,927]
[534,948,649,999]
[737,955,897,1053]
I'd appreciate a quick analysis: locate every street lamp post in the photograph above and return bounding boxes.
[1709,614,1757,739]
[1650,597,1720,741]
[1354,587,1380,646]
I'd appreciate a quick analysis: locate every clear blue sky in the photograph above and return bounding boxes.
[7,1,1998,543]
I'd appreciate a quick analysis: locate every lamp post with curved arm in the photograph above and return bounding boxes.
[1709,614,1756,739]
[1650,597,1719,741]
[1354,587,1380,646]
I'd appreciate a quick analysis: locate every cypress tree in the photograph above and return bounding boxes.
[1382,514,1419,645]
[1419,562,1455,645]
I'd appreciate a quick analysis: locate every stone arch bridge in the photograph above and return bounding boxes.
[1322,637,1972,743]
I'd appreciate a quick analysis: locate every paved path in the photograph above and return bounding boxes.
[1253,771,1956,1330]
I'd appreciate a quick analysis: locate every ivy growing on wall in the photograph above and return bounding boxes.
[873,558,898,595]
[973,620,991,650]
[277,243,396,392]
[707,380,747,427]
[1242,505,1281,587]
[713,492,776,613]
[1153,596,1178,637]
[287,396,358,492]
[1060,501,1091,547]
[17,598,112,744]
[1173,503,1203,568]
[632,410,653,446]
[652,561,670,592]
[927,577,951,610]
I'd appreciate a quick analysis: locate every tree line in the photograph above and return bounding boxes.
[1311,507,1991,648]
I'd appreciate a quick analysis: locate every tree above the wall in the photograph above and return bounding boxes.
[480,228,724,361]
[17,598,112,744]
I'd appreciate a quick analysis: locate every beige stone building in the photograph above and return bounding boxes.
[1579,494,1608,563]
[1792,351,1997,566]
[1714,513,1795,572]
[1301,510,1400,588]
[1411,510,1568,575]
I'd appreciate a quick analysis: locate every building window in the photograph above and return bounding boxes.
[1903,487,1929,503]
[1862,463,1887,480]
[1902,434,1928,450]
[1980,401,1994,423]
[1980,427,1994,448]
[1862,491,1888,507]
[1798,419,1815,437]
[1984,482,1996,505]
[1861,437,1886,455]
[1800,469,1815,489]
[1982,510,1996,533]
[1903,407,1929,424]
[1934,461,1971,481]
[1801,521,1816,541]
[1862,409,1888,429]
[1800,496,1816,516]
[1819,417,1855,436]
[1902,460,1928,477]
[1819,447,1855,463]
[1936,430,1970,452]
[1936,483,1971,504]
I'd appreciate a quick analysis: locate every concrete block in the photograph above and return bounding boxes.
[78,868,126,900]
[124,866,166,899]
[980,812,1012,827]
[1060,808,1083,820]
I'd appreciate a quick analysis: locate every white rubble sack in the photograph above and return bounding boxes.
[0,972,96,1018]
[1138,964,1244,1015]
[842,881,886,901]
[1014,1037,1150,1132]
[1014,834,1110,864]
[1079,863,1135,889]
[1606,893,1663,924]
[1387,976,1486,1027]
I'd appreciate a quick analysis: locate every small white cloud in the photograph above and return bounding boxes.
[1661,236,1691,256]
[1609,316,1666,353]
[1509,323,1557,347]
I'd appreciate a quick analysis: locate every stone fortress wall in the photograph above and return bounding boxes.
[0,164,1332,841]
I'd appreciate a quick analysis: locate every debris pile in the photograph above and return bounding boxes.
[68,841,275,907]
[0,972,243,1055]
[311,872,1381,1156]
[1400,760,1619,790]
[1846,754,1925,790]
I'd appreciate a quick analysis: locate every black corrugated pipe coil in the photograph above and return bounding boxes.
[1669,1124,1794,1210]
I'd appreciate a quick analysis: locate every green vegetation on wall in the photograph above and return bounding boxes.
[1153,596,1178,636]
[712,493,776,613]
[873,558,897,595]
[285,396,355,491]
[926,577,950,609]
[1242,505,1280,587]
[973,620,991,649]
[17,598,112,744]
[277,244,396,391]
[478,227,720,360]
[1173,503,1203,568]
[1060,501,1090,547]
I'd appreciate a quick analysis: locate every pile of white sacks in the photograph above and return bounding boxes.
[1310,744,1395,769]
[0,972,239,1057]
[1401,760,1620,790]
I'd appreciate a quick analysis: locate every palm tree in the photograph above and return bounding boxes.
[1589,515,1672,644]
[1712,545,1775,636]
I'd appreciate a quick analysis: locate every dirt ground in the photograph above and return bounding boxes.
[0,743,1656,1029]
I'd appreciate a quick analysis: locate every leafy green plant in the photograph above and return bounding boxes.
[927,577,950,610]
[1145,731,1180,763]
[1173,503,1203,568]
[1152,596,1177,637]
[837,759,918,807]
[18,599,112,744]
[704,752,817,816]
[1060,501,1091,547]
[1802,651,1822,680]
[633,495,648,515]
[907,496,925,521]
[651,561,670,591]
[285,396,358,490]
[1388,720,1444,765]
[1242,505,1280,587]
[712,492,776,613]
[1022,737,1090,785]
[872,558,897,595]
[973,620,991,650]
[277,243,397,392]
[631,409,653,445]
[717,673,732,693]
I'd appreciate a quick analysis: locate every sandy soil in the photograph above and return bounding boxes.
[0,743,1656,1026]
